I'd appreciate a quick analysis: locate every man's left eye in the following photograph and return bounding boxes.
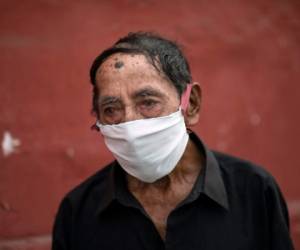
[141,100,158,108]
[137,99,162,118]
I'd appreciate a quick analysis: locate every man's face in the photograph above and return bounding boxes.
[95,53,180,125]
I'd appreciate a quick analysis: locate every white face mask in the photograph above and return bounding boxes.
[96,109,189,183]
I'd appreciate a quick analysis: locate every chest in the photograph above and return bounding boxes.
[131,183,195,240]
[83,201,258,250]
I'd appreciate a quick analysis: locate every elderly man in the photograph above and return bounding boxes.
[52,32,294,250]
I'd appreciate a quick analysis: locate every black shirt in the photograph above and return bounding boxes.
[52,132,294,250]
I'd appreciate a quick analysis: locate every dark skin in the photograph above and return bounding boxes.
[96,53,203,240]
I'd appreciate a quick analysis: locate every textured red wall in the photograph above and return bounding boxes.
[0,0,299,249]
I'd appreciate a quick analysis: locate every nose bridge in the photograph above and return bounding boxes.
[124,104,138,122]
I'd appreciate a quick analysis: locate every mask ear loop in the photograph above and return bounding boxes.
[91,119,101,132]
[91,123,100,131]
[180,83,193,113]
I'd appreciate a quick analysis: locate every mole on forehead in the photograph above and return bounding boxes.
[114,61,124,69]
[97,54,153,75]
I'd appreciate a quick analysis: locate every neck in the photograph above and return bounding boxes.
[127,138,205,193]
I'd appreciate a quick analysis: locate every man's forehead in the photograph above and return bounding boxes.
[94,53,178,101]
[95,53,173,90]
[96,53,157,77]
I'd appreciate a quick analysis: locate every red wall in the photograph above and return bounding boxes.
[0,0,299,249]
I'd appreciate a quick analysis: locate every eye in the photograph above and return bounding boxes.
[137,99,162,118]
[103,107,117,116]
[101,106,124,124]
[140,99,158,109]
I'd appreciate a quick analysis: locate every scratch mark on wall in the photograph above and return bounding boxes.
[1,131,21,157]
[249,113,261,126]
[0,200,11,211]
[288,200,300,233]
[0,234,51,249]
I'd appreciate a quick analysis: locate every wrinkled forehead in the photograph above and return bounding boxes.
[95,53,177,94]
[96,53,158,78]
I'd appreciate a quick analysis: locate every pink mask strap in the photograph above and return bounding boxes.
[180,83,193,112]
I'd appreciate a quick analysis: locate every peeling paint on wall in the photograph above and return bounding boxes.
[249,113,261,126]
[0,234,51,250]
[1,131,21,157]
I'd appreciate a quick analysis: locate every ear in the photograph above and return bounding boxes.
[184,82,202,126]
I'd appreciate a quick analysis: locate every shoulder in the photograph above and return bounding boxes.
[211,150,289,213]
[58,161,115,214]
[211,151,292,244]
[52,162,116,248]
[212,150,276,191]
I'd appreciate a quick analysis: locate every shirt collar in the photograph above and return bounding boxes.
[188,132,229,210]
[96,131,229,215]
[94,165,116,215]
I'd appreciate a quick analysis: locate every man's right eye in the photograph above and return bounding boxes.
[103,107,117,116]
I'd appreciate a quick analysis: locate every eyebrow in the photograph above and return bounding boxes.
[98,96,121,106]
[132,87,165,99]
[98,86,166,106]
